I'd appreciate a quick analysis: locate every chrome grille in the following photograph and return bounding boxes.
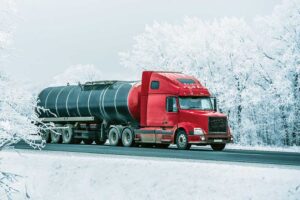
[208,117,227,134]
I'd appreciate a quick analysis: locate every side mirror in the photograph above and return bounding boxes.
[212,97,217,112]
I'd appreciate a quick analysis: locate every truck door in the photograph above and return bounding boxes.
[155,96,178,143]
[163,96,178,127]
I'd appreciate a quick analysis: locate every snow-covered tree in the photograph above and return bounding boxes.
[255,0,300,145]
[0,0,49,199]
[52,64,103,86]
[120,0,300,146]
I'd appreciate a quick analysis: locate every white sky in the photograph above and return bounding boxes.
[4,0,281,84]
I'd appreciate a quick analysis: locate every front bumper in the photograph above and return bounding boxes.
[188,134,233,145]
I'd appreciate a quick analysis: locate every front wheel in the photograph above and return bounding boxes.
[176,130,191,150]
[211,144,226,151]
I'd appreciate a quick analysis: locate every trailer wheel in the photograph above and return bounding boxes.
[176,130,191,150]
[41,129,51,143]
[108,127,121,146]
[211,144,226,151]
[51,125,62,144]
[62,124,75,144]
[121,128,135,147]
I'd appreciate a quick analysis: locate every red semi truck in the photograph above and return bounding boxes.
[38,71,233,151]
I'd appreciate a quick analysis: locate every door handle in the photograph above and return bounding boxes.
[162,121,168,124]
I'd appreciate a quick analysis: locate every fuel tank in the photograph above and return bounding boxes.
[37,81,141,123]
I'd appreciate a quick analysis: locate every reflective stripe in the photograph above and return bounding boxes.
[98,85,109,118]
[87,90,93,116]
[44,88,54,117]
[55,87,66,117]
[114,83,125,118]
[65,87,75,117]
[76,92,82,117]
[101,85,110,119]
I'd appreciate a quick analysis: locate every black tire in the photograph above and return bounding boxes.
[51,125,62,144]
[176,130,191,150]
[211,144,226,151]
[108,127,121,146]
[156,144,169,148]
[121,128,135,147]
[62,124,75,144]
[83,139,93,145]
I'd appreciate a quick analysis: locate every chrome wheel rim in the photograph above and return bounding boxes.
[52,131,61,142]
[123,131,131,145]
[110,130,118,144]
[178,134,187,148]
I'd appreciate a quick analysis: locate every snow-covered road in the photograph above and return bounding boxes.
[1,150,299,200]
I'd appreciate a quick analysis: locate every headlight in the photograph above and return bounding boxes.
[194,128,204,135]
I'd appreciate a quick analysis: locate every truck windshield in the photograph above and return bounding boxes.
[179,97,213,110]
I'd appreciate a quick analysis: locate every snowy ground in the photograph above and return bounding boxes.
[190,143,300,153]
[225,144,300,153]
[0,150,299,200]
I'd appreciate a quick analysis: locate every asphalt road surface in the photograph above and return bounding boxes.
[15,142,300,166]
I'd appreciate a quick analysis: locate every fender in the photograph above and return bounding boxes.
[177,122,197,135]
[173,122,197,143]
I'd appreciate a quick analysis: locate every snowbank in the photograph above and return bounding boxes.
[226,144,300,153]
[168,144,300,153]
[0,150,299,200]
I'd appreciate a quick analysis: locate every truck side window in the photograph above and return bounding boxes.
[150,81,159,89]
[166,97,178,112]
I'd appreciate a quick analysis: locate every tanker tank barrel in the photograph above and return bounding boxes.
[37,81,140,123]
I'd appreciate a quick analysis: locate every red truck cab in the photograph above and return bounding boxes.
[133,71,233,151]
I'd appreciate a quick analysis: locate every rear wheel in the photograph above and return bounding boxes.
[176,130,191,150]
[121,128,135,147]
[41,129,51,143]
[50,125,63,144]
[108,127,121,146]
[211,144,226,151]
[62,124,75,144]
